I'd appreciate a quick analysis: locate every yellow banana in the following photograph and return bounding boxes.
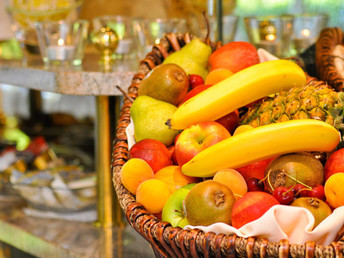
[181,119,340,178]
[167,60,306,130]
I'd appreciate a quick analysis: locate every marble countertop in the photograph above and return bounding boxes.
[0,52,138,96]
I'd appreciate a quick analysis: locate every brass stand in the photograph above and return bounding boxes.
[92,26,122,227]
[94,95,123,227]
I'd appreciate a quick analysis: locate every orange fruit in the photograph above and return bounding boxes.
[136,179,172,213]
[324,173,344,208]
[204,68,233,85]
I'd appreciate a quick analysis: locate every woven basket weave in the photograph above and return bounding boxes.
[112,32,344,257]
[315,27,344,92]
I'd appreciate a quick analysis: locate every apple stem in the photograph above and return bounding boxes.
[173,209,184,215]
[116,85,134,103]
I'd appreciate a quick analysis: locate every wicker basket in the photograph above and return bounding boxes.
[315,27,344,92]
[112,32,344,257]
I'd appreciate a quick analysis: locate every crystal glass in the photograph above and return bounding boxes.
[6,0,84,59]
[35,19,89,67]
[132,18,188,59]
[244,15,294,58]
[292,13,328,55]
[196,15,238,44]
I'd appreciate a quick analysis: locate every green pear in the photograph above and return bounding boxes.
[163,38,212,80]
[131,95,179,146]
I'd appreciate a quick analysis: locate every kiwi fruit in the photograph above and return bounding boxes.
[291,197,332,229]
[138,63,189,106]
[264,152,324,193]
[184,180,236,226]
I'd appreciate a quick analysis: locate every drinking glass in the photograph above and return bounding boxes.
[244,15,294,58]
[132,18,188,59]
[7,0,84,60]
[292,13,328,55]
[196,15,238,44]
[35,19,89,67]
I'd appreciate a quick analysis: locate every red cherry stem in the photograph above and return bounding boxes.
[264,169,312,192]
[234,193,243,198]
[283,173,312,189]
[295,187,313,196]
[282,186,294,196]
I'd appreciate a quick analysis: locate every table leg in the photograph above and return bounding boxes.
[94,95,123,227]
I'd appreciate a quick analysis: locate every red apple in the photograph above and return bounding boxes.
[208,41,259,73]
[130,139,172,173]
[179,84,213,106]
[175,121,231,167]
[324,148,344,180]
[168,145,178,165]
[237,157,275,181]
[215,110,239,135]
[231,191,279,228]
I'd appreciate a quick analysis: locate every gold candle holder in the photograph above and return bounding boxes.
[92,26,119,69]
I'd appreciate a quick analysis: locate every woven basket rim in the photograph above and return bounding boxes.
[112,31,344,257]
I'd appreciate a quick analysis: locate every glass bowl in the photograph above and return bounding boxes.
[6,0,85,28]
[10,167,96,212]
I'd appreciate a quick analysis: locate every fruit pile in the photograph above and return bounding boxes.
[120,38,344,236]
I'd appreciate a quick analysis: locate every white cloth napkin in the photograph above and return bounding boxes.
[185,205,344,246]
[126,119,136,150]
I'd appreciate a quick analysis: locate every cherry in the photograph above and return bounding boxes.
[273,186,294,205]
[291,183,310,197]
[307,185,325,200]
[189,74,204,89]
[246,177,264,192]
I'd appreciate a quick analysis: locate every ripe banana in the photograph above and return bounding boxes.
[167,60,306,130]
[181,119,340,178]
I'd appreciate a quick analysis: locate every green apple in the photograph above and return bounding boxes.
[162,183,196,227]
[177,217,190,228]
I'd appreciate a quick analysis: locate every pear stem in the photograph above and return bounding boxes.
[116,85,134,103]
[165,119,172,129]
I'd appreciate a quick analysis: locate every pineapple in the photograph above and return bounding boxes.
[240,79,344,129]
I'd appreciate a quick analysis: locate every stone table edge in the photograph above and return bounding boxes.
[0,64,135,96]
